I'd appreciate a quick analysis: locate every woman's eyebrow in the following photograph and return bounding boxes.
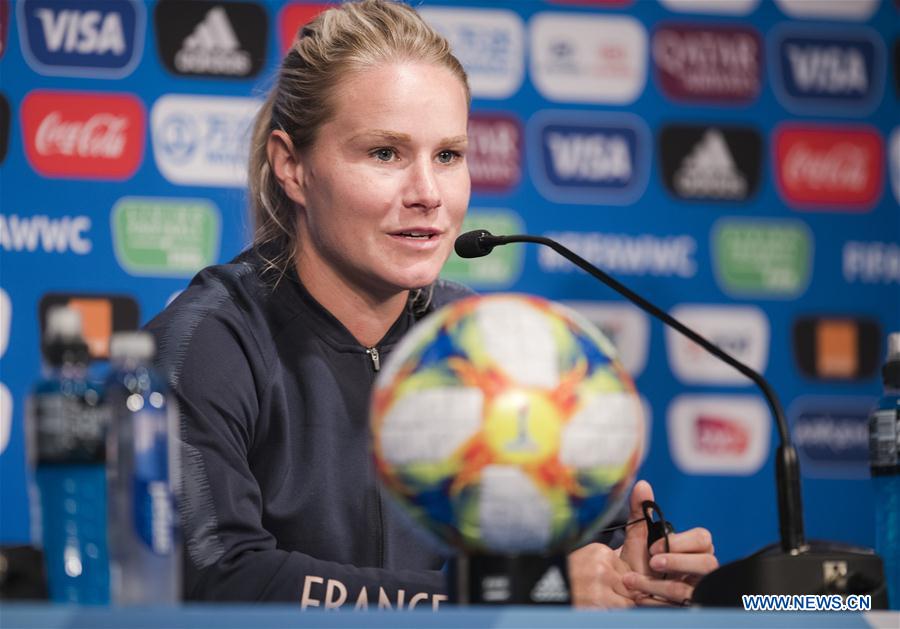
[350,131,468,147]
[351,130,412,143]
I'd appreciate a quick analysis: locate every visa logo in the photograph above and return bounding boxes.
[545,132,632,183]
[786,45,867,94]
[529,112,649,205]
[775,30,881,111]
[18,0,143,77]
[35,8,125,55]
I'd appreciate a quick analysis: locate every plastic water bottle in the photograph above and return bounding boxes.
[105,331,180,604]
[870,332,900,610]
[29,306,111,603]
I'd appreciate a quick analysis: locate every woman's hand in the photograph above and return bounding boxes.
[618,480,719,606]
[567,543,636,608]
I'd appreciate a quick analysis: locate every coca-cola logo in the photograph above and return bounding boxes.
[695,415,749,455]
[774,125,882,211]
[652,23,761,104]
[21,90,144,179]
[467,113,522,192]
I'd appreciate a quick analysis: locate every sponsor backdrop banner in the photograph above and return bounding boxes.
[1,0,898,566]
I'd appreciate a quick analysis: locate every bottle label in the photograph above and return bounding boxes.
[869,407,899,474]
[132,409,175,555]
[34,393,109,463]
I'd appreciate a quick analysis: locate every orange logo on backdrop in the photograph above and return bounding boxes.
[815,319,858,379]
[67,298,113,359]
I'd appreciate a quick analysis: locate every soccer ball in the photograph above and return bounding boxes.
[370,294,644,555]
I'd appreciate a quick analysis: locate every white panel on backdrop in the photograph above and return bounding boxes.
[0,383,11,455]
[418,7,524,100]
[561,301,650,377]
[529,14,646,105]
[665,305,770,385]
[659,0,760,15]
[891,128,900,206]
[151,94,262,187]
[667,395,770,476]
[774,0,879,21]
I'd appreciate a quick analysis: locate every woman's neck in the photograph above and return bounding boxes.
[294,250,409,348]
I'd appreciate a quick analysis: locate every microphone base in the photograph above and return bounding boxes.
[691,541,888,608]
[447,553,571,605]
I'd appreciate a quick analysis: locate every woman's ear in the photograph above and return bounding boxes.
[267,130,306,207]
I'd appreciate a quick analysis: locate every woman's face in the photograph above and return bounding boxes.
[294,62,470,297]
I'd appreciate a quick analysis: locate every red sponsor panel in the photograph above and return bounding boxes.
[652,23,761,104]
[467,113,522,192]
[279,3,331,55]
[0,0,8,60]
[21,90,145,180]
[775,125,883,211]
[695,415,749,456]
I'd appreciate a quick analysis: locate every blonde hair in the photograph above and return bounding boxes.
[249,0,470,281]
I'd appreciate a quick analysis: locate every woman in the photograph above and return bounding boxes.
[148,0,716,607]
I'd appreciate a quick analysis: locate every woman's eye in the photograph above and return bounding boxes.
[372,148,396,162]
[437,150,460,164]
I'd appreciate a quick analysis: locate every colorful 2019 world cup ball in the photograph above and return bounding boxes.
[370,294,644,555]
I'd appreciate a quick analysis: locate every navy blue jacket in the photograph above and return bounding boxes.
[147,248,625,606]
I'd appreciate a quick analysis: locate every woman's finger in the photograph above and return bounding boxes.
[623,571,694,606]
[650,527,714,555]
[649,551,719,576]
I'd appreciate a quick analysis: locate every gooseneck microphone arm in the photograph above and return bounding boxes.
[455,229,805,553]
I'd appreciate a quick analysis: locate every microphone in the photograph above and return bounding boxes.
[453,229,505,259]
[454,229,887,607]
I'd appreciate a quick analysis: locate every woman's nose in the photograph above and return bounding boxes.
[403,157,441,211]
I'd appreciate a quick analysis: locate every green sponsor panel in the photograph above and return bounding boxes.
[713,218,812,298]
[112,197,220,277]
[441,209,525,289]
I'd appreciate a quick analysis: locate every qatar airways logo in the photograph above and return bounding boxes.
[775,125,882,211]
[652,24,761,103]
[21,90,144,180]
[467,113,521,192]
[668,395,769,475]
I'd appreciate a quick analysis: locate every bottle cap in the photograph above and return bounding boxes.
[884,332,900,388]
[109,331,156,362]
[887,333,900,361]
[45,306,83,342]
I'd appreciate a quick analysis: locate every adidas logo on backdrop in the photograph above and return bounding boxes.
[154,0,267,79]
[176,6,249,75]
[659,124,762,202]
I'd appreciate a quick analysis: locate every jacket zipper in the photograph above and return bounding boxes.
[366,345,385,565]
[366,347,381,371]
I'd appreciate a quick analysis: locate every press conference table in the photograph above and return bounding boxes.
[2,605,899,629]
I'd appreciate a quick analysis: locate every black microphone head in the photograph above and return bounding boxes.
[454,229,495,259]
